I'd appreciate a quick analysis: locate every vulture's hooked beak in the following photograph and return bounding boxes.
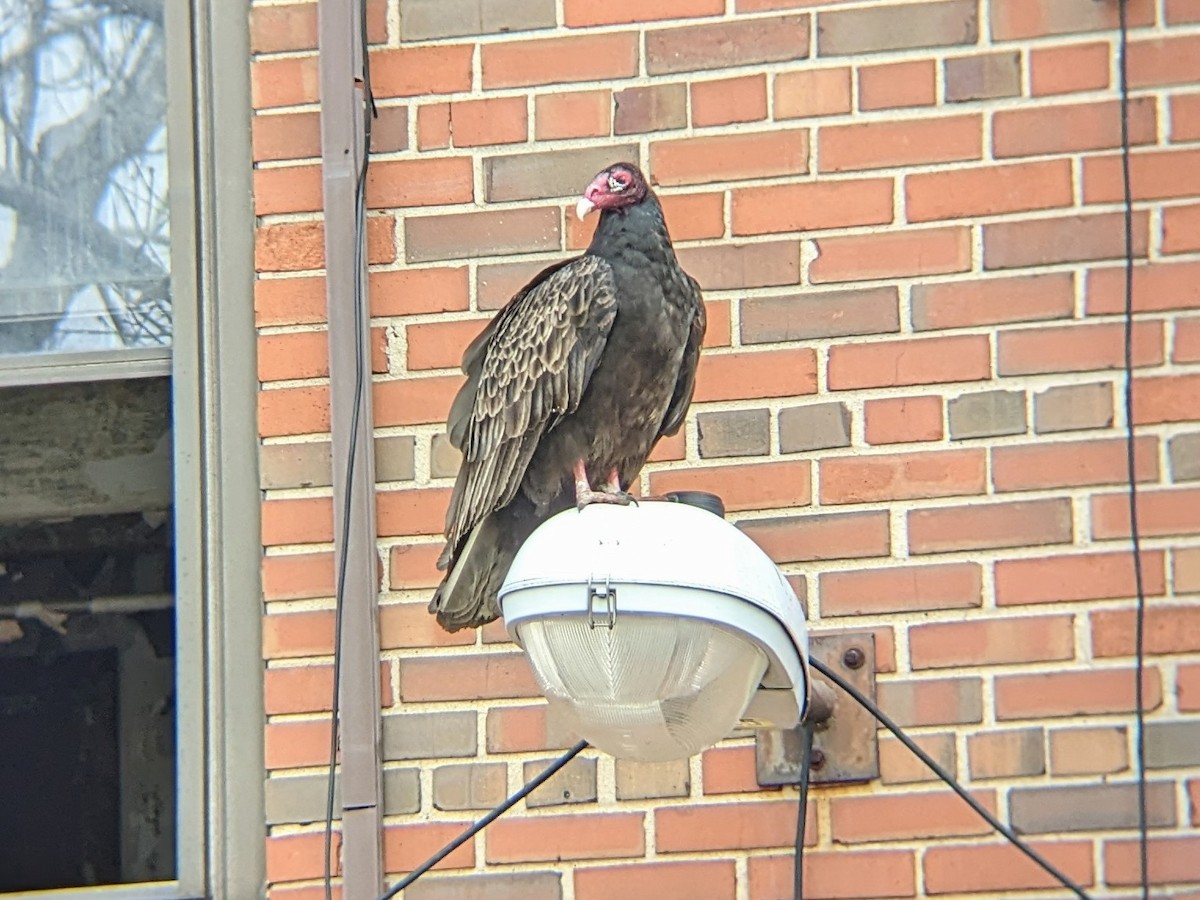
[576,197,597,220]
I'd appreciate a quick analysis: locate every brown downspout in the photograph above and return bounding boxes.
[318,1,385,897]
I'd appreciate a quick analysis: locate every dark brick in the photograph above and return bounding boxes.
[477,259,565,311]
[614,84,687,135]
[433,763,507,811]
[675,242,800,291]
[382,711,477,761]
[615,759,691,800]
[1146,721,1200,768]
[944,52,1021,102]
[740,510,890,563]
[647,15,809,75]
[879,732,957,785]
[698,409,770,458]
[485,145,639,202]
[1170,433,1200,482]
[877,677,984,727]
[948,390,1027,439]
[405,208,561,263]
[1010,782,1176,833]
[984,212,1149,270]
[400,0,556,41]
[260,441,332,490]
[967,728,1045,779]
[377,435,417,482]
[779,403,852,453]
[524,756,598,808]
[741,287,899,344]
[1035,383,1115,434]
[265,769,420,825]
[817,0,978,56]
[405,872,563,900]
[431,432,462,479]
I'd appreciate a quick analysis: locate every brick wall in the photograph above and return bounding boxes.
[251,0,1200,896]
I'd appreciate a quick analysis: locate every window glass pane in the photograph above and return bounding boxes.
[0,377,176,891]
[0,0,171,357]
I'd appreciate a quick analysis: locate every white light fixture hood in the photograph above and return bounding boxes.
[499,498,812,762]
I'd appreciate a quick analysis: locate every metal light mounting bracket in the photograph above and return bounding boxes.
[756,631,879,786]
[586,575,617,630]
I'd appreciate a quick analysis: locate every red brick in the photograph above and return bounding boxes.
[255,217,395,273]
[417,103,450,150]
[406,318,489,371]
[1030,41,1111,95]
[732,178,894,236]
[267,832,340,884]
[262,552,334,601]
[262,496,333,546]
[259,385,330,437]
[991,435,1158,492]
[877,677,982,727]
[372,45,472,98]
[371,267,469,318]
[400,653,538,703]
[859,60,936,111]
[648,460,811,512]
[924,840,1094,894]
[253,111,321,163]
[1049,725,1128,776]
[256,330,330,383]
[1085,148,1200,204]
[253,165,322,216]
[657,801,801,853]
[820,563,982,616]
[1176,317,1200,363]
[1109,480,1198,565]
[389,542,443,591]
[819,449,986,505]
[864,396,942,445]
[700,745,766,795]
[575,861,735,900]
[909,498,1073,556]
[485,705,576,755]
[910,615,1075,669]
[690,75,767,128]
[985,210,1149,270]
[1133,373,1200,425]
[831,790,995,843]
[265,662,391,715]
[1168,0,1200,22]
[828,334,989,390]
[659,193,726,242]
[265,719,331,770]
[912,272,1074,331]
[564,0,722,26]
[878,731,956,785]
[693,349,817,402]
[748,851,916,900]
[774,67,852,119]
[811,227,972,283]
[1092,605,1200,657]
[1106,835,1200,885]
[374,375,463,428]
[482,34,639,89]
[255,275,326,327]
[382,822,474,875]
[1172,93,1200,141]
[741,511,890,564]
[264,609,334,659]
[1130,34,1200,88]
[1086,261,1200,315]
[250,0,386,53]
[990,0,1154,40]
[996,550,1166,606]
[997,320,1164,376]
[820,114,981,172]
[995,667,1162,720]
[646,15,810,75]
[251,56,319,109]
[486,813,644,864]
[380,602,476,650]
[376,487,450,538]
[650,130,808,186]
[1182,665,1200,712]
[906,159,1073,223]
[534,90,610,140]
[994,97,1156,157]
[448,97,527,148]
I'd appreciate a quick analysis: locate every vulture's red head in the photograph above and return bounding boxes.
[576,163,649,220]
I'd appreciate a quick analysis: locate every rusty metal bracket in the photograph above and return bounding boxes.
[756,631,879,786]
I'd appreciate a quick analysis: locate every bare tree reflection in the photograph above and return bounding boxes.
[0,0,170,356]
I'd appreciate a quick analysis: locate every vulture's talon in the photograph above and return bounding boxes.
[576,489,635,509]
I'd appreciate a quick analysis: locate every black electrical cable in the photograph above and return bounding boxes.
[376,740,590,900]
[792,724,815,900]
[1115,2,1150,897]
[324,8,377,899]
[809,658,1094,900]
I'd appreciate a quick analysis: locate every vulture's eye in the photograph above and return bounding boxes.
[607,174,627,192]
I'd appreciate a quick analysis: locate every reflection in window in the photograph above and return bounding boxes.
[0,0,171,357]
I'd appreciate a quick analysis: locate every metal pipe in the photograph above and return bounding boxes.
[318,0,384,895]
[805,680,837,726]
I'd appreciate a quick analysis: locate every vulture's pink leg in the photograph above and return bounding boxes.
[574,459,634,509]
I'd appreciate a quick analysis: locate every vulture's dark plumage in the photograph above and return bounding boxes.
[429,162,706,631]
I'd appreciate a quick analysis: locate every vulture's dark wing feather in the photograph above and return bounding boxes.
[658,275,706,438]
[440,255,618,567]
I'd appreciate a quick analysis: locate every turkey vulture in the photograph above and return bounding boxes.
[429,162,706,632]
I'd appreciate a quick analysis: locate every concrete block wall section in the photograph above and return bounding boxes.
[251,0,1200,896]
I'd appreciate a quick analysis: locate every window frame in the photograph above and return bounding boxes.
[0,0,264,895]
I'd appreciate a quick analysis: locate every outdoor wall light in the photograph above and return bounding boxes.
[499,497,817,762]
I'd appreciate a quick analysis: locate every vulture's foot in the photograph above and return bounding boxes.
[575,488,635,510]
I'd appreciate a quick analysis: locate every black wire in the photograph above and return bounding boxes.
[1115,2,1150,896]
[809,658,1094,900]
[793,724,815,900]
[376,740,590,900]
[324,9,377,898]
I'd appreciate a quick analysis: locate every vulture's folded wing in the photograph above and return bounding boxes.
[658,275,706,439]
[440,255,618,566]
